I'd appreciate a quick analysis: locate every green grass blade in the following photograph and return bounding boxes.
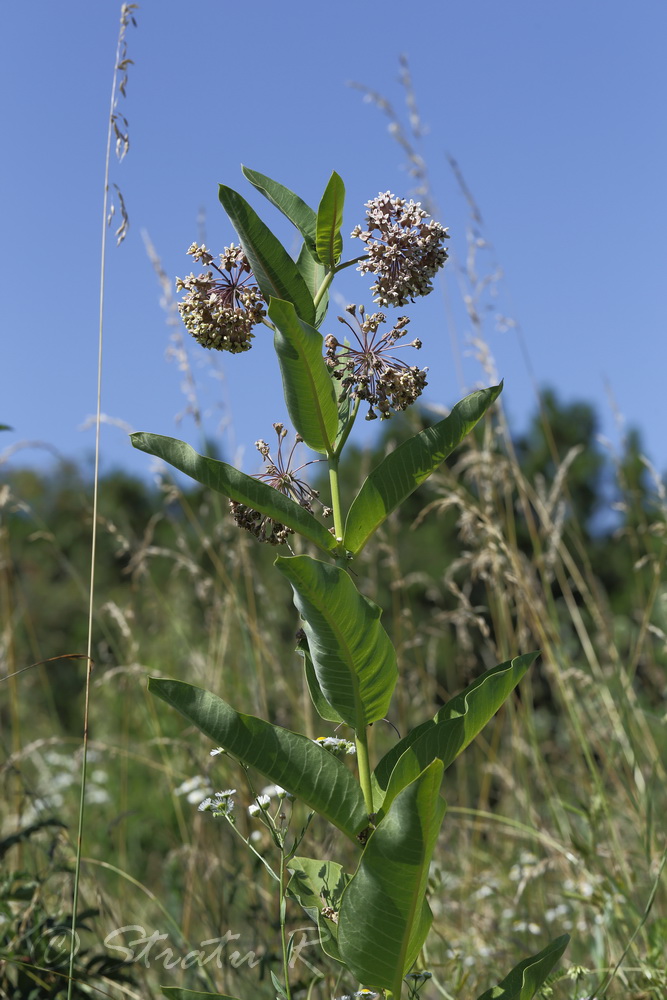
[161,991,241,1000]
[268,297,338,454]
[344,384,503,555]
[275,554,398,729]
[338,760,446,992]
[130,432,337,554]
[149,678,368,841]
[241,165,317,251]
[373,654,537,815]
[218,184,316,325]
[475,934,570,1000]
[315,171,345,267]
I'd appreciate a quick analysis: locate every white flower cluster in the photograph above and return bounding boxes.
[352,192,449,307]
[248,784,294,817]
[176,243,265,354]
[315,736,357,756]
[174,774,214,805]
[198,788,236,818]
[325,305,427,421]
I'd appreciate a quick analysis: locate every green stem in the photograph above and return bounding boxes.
[328,455,345,545]
[333,253,365,274]
[314,269,335,310]
[334,396,360,458]
[279,850,293,1000]
[355,726,374,816]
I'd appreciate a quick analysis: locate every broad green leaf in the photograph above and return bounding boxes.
[344,384,503,555]
[218,184,316,325]
[373,654,537,815]
[149,678,368,841]
[297,634,345,724]
[242,165,318,252]
[275,554,397,729]
[161,991,241,1000]
[268,298,338,454]
[316,171,345,267]
[475,934,570,1000]
[296,241,329,327]
[287,856,350,961]
[130,433,337,555]
[338,760,446,993]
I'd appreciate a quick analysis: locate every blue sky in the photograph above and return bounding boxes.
[2,1,666,482]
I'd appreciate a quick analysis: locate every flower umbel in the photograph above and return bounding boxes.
[351,192,449,307]
[176,243,266,353]
[325,305,427,420]
[230,424,331,545]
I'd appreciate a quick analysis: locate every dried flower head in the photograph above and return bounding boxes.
[351,192,449,307]
[176,243,266,353]
[325,305,427,420]
[230,424,330,545]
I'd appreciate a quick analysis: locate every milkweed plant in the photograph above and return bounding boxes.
[132,168,569,1000]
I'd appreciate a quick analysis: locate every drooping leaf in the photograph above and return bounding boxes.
[218,184,315,325]
[268,298,338,454]
[149,678,368,841]
[475,934,570,1000]
[373,653,537,815]
[241,165,318,253]
[344,384,503,555]
[316,171,345,267]
[275,554,397,730]
[296,241,329,327]
[338,760,446,993]
[296,633,345,724]
[130,433,337,555]
[287,856,350,961]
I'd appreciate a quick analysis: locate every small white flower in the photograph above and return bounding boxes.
[248,794,271,816]
[175,775,213,805]
[261,783,290,800]
[199,788,236,818]
[210,747,225,756]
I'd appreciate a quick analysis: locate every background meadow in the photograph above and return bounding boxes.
[1,3,666,998]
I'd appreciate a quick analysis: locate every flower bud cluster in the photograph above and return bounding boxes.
[352,192,449,307]
[229,501,293,546]
[176,243,266,353]
[325,305,427,420]
[230,424,330,545]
